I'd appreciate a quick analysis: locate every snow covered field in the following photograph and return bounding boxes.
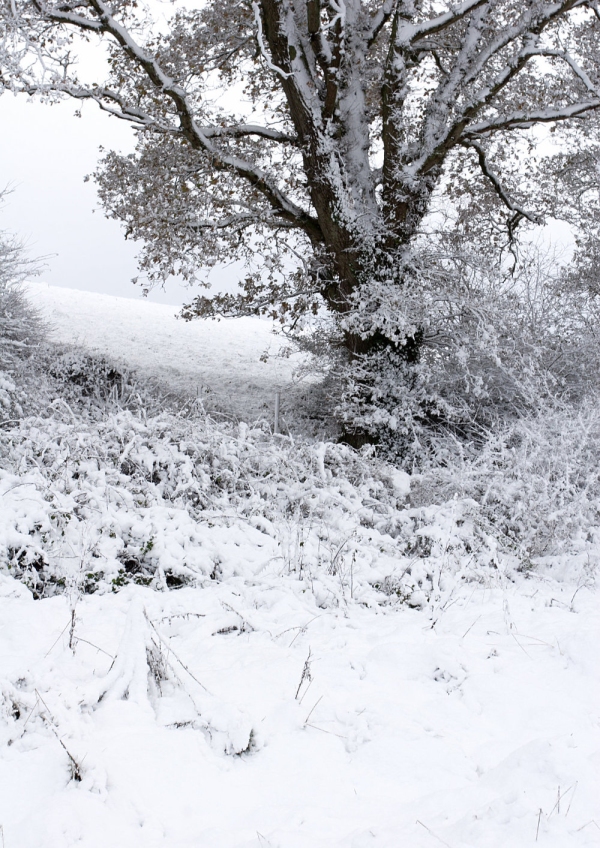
[0,284,598,848]
[1,571,598,848]
[26,281,304,422]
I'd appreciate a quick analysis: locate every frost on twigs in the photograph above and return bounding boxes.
[0,203,47,419]
[336,243,600,454]
[1,386,598,614]
[0,223,45,374]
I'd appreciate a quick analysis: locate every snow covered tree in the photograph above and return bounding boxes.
[0,193,44,372]
[3,0,600,443]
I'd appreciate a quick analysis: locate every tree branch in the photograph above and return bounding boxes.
[251,1,293,79]
[415,0,596,175]
[23,80,299,143]
[396,0,490,47]
[365,0,396,47]
[184,212,298,233]
[203,124,299,144]
[535,48,600,97]
[463,140,543,225]
[31,0,102,32]
[466,100,600,135]
[34,0,321,241]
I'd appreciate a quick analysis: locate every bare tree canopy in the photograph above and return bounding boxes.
[2,0,600,442]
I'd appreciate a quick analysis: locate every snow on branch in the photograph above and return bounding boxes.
[466,99,600,135]
[47,83,174,131]
[398,0,490,46]
[26,80,298,144]
[34,0,319,239]
[31,0,103,32]
[365,0,395,47]
[202,124,298,144]
[251,1,293,80]
[536,48,600,97]
[463,140,543,227]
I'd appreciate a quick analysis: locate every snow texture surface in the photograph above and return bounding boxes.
[1,573,598,848]
[26,281,301,421]
[0,283,597,848]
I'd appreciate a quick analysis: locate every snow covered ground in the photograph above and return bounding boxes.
[25,281,306,422]
[0,284,598,848]
[1,571,598,848]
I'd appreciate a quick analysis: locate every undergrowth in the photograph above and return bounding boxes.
[1,378,598,607]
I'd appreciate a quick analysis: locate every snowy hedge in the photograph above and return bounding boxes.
[0,403,496,605]
[1,390,597,607]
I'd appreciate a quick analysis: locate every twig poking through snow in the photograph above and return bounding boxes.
[144,611,211,694]
[303,695,323,725]
[566,782,578,817]
[295,648,313,700]
[44,619,72,658]
[35,690,83,782]
[461,616,481,639]
[416,819,454,847]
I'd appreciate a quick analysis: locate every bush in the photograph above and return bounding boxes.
[0,219,46,372]
[47,349,128,399]
[413,396,600,561]
[335,245,600,460]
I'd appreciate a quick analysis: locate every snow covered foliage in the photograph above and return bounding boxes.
[3,283,597,604]
[0,225,44,368]
[415,398,600,563]
[0,287,598,845]
[5,1,600,442]
[2,390,598,607]
[0,403,439,603]
[336,244,600,451]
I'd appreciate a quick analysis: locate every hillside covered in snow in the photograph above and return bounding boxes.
[0,283,598,848]
[25,282,308,425]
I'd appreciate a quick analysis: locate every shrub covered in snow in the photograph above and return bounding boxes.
[0,225,46,373]
[1,390,597,607]
[414,397,600,565]
[0,401,464,600]
[335,246,600,457]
